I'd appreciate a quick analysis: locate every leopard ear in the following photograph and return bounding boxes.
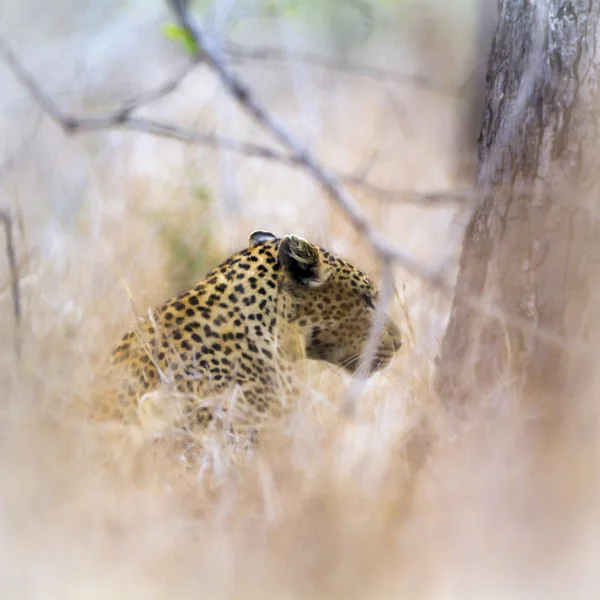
[278,235,330,288]
[249,230,278,247]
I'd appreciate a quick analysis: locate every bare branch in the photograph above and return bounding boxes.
[0,33,469,225]
[0,210,21,357]
[0,37,70,129]
[226,43,463,97]
[69,116,472,206]
[107,61,199,122]
[64,115,300,163]
[342,176,476,206]
[0,35,199,131]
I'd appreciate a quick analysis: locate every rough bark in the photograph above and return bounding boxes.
[436,0,600,417]
[459,0,498,178]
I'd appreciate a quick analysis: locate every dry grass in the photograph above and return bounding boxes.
[1,2,600,599]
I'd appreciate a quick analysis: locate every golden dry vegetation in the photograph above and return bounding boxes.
[1,1,600,598]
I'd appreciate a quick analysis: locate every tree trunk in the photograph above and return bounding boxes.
[436,0,600,419]
[458,0,498,179]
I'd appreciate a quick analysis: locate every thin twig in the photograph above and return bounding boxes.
[71,117,472,206]
[225,43,463,97]
[342,176,476,206]
[0,35,198,131]
[0,210,21,356]
[109,60,199,121]
[341,259,396,417]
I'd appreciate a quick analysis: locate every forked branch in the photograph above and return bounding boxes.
[0,35,470,210]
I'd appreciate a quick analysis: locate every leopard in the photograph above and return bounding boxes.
[91,230,402,436]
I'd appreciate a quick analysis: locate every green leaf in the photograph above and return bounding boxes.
[282,3,301,17]
[161,23,198,56]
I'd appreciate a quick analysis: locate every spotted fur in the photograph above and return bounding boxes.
[92,231,402,433]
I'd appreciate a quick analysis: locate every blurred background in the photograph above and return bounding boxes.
[6,2,598,600]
